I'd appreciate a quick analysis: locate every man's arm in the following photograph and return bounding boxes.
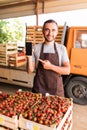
[51,61,70,75]
[27,56,35,73]
[39,59,70,75]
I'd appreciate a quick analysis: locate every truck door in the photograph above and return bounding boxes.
[70,29,87,76]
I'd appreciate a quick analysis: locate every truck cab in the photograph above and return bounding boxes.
[64,27,87,105]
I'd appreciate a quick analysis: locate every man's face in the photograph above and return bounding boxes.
[43,22,58,42]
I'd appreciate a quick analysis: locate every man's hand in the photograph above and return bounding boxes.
[39,59,52,70]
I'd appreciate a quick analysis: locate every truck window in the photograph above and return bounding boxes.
[75,40,81,48]
[75,30,87,48]
[81,34,87,48]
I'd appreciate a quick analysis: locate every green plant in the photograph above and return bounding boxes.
[0,19,25,44]
[0,20,9,43]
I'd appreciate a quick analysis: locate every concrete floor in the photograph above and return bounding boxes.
[0,82,87,130]
[72,104,87,130]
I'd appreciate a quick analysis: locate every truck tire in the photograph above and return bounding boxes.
[65,76,87,105]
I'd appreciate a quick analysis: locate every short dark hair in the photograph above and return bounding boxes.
[43,19,58,30]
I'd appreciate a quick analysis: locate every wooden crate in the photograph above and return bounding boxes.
[19,105,72,130]
[0,114,18,130]
[19,98,73,130]
[8,53,26,67]
[0,43,17,66]
[0,43,17,52]
[26,26,35,43]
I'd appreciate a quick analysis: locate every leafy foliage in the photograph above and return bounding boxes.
[0,20,9,43]
[0,19,25,45]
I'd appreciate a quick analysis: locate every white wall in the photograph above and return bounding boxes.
[21,9,87,26]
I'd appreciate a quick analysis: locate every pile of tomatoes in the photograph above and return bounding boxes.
[0,91,42,117]
[23,95,72,127]
[0,91,72,128]
[0,92,10,103]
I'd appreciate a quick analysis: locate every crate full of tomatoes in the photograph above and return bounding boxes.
[0,91,18,130]
[0,91,42,130]
[19,95,73,130]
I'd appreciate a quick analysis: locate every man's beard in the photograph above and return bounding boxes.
[45,36,54,42]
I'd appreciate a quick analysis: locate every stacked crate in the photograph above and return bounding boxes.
[35,26,44,44]
[26,26,35,44]
[26,26,44,45]
[8,52,26,67]
[26,25,64,45]
[55,26,64,43]
[0,43,17,66]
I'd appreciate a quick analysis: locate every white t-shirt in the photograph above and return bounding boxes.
[32,42,69,68]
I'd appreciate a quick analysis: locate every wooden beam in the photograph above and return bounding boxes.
[35,0,39,26]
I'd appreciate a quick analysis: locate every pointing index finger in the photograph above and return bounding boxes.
[38,59,45,64]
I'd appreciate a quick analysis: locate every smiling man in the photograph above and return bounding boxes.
[27,19,70,96]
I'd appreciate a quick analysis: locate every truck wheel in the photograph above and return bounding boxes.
[65,76,87,105]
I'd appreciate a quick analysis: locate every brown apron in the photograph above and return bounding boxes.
[32,43,64,97]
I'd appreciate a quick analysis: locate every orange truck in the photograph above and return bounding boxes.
[63,26,87,105]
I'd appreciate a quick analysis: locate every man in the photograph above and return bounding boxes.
[27,19,70,96]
